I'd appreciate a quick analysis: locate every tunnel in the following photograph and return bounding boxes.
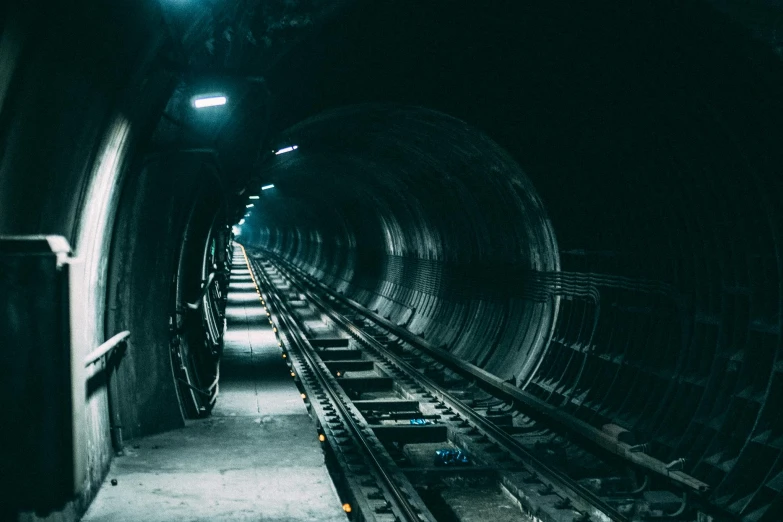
[1,1,782,521]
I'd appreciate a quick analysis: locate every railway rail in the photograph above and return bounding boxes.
[241,246,717,522]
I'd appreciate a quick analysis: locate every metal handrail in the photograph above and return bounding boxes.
[252,258,426,522]
[186,272,216,310]
[84,331,130,367]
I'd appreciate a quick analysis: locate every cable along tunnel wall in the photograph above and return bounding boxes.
[242,103,783,520]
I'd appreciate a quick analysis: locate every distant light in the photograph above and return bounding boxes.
[232,225,241,236]
[193,95,227,108]
[248,195,259,199]
[238,219,245,225]
[274,145,298,155]
[261,184,275,190]
[246,204,254,208]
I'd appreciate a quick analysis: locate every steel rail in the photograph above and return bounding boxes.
[266,250,710,495]
[84,331,130,367]
[250,258,428,522]
[266,256,628,522]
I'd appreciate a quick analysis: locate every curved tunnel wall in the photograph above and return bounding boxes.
[249,106,561,384]
[0,2,176,516]
[246,98,783,517]
[105,153,227,440]
[1,1,783,520]
[1,3,230,517]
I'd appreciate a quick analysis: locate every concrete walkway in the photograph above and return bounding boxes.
[83,246,346,521]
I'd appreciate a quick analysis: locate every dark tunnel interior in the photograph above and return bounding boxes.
[1,1,783,520]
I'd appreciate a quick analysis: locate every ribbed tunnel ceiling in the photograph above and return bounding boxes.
[245,103,563,382]
[250,104,559,266]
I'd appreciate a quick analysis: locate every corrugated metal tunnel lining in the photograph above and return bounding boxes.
[247,105,561,384]
[243,99,783,518]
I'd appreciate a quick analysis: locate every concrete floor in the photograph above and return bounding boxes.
[82,250,347,521]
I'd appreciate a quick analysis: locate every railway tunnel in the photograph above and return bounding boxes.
[1,1,782,521]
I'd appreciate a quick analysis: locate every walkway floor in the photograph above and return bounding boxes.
[83,246,346,522]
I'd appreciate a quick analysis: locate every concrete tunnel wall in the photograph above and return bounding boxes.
[1,0,783,520]
[1,3,229,519]
[245,105,562,383]
[0,3,170,518]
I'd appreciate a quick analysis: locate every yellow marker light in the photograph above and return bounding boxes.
[336,371,341,377]
[290,371,296,377]
[278,343,282,347]
[282,353,287,359]
[343,504,352,513]
[318,434,326,442]
[273,327,277,333]
[301,393,306,399]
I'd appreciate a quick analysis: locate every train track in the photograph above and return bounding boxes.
[242,246,709,522]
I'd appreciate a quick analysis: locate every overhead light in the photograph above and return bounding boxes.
[246,204,254,208]
[238,218,245,225]
[274,145,298,155]
[193,95,227,108]
[261,184,275,190]
[248,195,259,199]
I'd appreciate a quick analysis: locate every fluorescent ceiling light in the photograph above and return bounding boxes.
[193,95,227,108]
[246,204,254,208]
[238,218,245,225]
[261,184,275,190]
[274,145,298,155]
[248,195,259,199]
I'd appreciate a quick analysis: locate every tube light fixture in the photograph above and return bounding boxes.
[238,218,245,225]
[261,184,275,190]
[193,95,227,108]
[274,145,298,155]
[248,195,259,199]
[246,204,254,208]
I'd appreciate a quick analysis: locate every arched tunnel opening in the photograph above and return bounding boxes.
[1,1,782,521]
[245,104,561,385]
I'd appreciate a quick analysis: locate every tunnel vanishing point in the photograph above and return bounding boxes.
[1,1,783,521]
